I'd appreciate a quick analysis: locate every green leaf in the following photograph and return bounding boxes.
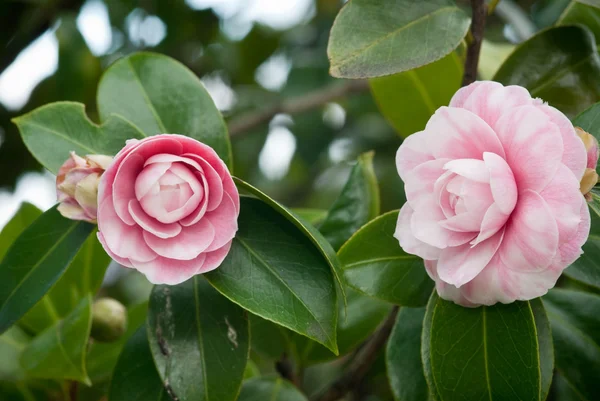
[494,25,600,117]
[557,1,600,42]
[327,0,470,78]
[319,152,380,251]
[233,178,345,306]
[422,293,553,401]
[206,195,338,353]
[237,377,308,401]
[86,302,148,383]
[564,204,600,288]
[292,209,328,226]
[370,51,463,138]
[20,231,110,333]
[108,325,170,401]
[293,287,391,365]
[249,314,290,360]
[0,203,41,262]
[338,210,433,306]
[543,289,600,400]
[387,307,429,401]
[0,326,30,381]
[97,52,232,169]
[0,206,95,334]
[20,295,92,384]
[573,102,600,175]
[12,102,144,174]
[148,276,249,401]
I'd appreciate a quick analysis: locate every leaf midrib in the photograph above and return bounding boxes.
[332,6,460,68]
[237,237,334,348]
[193,277,210,401]
[127,58,167,133]
[19,121,98,155]
[343,255,416,270]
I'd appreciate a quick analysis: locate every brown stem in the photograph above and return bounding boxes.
[68,381,78,401]
[275,353,301,387]
[228,80,369,137]
[311,306,400,401]
[462,0,487,86]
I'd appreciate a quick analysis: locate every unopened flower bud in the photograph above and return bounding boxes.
[575,127,599,197]
[56,152,113,223]
[90,298,127,343]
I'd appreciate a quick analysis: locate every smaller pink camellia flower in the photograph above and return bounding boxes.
[575,127,599,198]
[56,152,113,223]
[97,134,239,285]
[394,81,591,307]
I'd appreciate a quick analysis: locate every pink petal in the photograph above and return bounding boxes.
[143,218,216,260]
[437,228,504,287]
[424,107,505,160]
[443,159,489,183]
[404,158,450,208]
[497,190,559,272]
[554,201,590,267]
[134,161,171,200]
[97,232,132,267]
[493,105,563,192]
[434,171,456,219]
[195,157,223,212]
[394,203,442,260]
[539,164,584,245]
[199,240,233,273]
[128,200,182,239]
[97,198,157,262]
[472,203,509,245]
[145,153,202,171]
[424,260,477,307]
[179,173,210,226]
[483,152,517,214]
[453,81,533,128]
[222,176,240,215]
[537,104,587,181]
[204,192,239,252]
[132,253,208,285]
[411,197,475,249]
[395,131,435,181]
[178,133,229,178]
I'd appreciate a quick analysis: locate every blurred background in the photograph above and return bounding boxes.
[0,0,567,231]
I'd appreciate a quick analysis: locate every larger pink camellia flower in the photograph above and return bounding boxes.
[395,81,591,306]
[97,134,239,285]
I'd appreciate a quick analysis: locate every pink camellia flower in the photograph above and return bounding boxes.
[57,152,113,223]
[395,81,591,306]
[97,134,239,285]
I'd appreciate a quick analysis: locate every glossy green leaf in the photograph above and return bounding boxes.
[319,152,380,251]
[237,377,308,401]
[422,293,553,401]
[543,289,600,400]
[338,210,433,306]
[387,307,429,401]
[564,204,600,288]
[292,208,328,226]
[0,326,30,381]
[20,231,110,333]
[20,295,92,384]
[370,51,463,138]
[148,276,249,401]
[206,195,339,353]
[0,203,41,262]
[573,102,600,175]
[494,25,600,117]
[551,373,584,401]
[234,177,345,306]
[86,302,148,383]
[327,0,470,78]
[558,1,600,42]
[12,102,144,174]
[293,287,391,365]
[97,52,232,168]
[108,325,170,401]
[0,206,95,334]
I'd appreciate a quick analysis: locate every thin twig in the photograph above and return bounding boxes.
[311,306,400,401]
[462,0,488,86]
[228,80,369,137]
